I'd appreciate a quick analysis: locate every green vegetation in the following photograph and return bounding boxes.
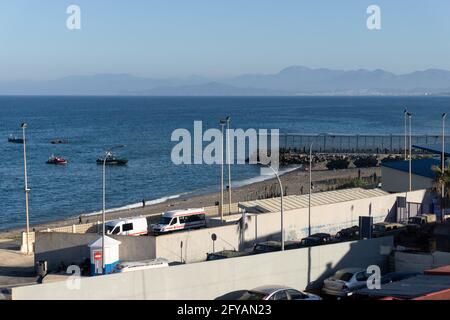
[337,178,369,189]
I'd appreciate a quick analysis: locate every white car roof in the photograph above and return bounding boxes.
[251,285,290,294]
[118,258,169,268]
[162,208,205,218]
[106,216,146,225]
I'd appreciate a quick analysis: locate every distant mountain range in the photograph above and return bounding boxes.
[2,66,450,96]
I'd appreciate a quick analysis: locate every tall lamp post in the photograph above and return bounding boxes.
[219,119,226,222]
[226,116,232,215]
[442,113,447,217]
[308,143,313,237]
[101,145,124,274]
[21,123,30,255]
[259,163,284,251]
[404,108,408,160]
[407,112,412,191]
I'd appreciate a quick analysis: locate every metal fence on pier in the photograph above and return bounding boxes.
[279,133,448,154]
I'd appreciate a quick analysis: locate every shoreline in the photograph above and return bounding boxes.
[0,166,380,239]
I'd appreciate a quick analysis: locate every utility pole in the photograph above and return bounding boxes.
[259,163,284,251]
[219,119,226,221]
[101,145,124,274]
[21,123,30,255]
[226,116,232,215]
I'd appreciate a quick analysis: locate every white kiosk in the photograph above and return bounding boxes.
[88,236,121,276]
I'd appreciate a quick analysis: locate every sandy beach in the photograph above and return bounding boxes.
[0,166,380,240]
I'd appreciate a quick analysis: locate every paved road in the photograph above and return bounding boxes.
[0,243,36,299]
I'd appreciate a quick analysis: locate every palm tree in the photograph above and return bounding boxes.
[431,163,450,220]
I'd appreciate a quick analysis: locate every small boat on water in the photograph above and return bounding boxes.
[51,139,69,144]
[46,155,68,165]
[96,154,128,166]
[8,135,24,144]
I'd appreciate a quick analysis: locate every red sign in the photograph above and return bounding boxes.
[93,251,102,261]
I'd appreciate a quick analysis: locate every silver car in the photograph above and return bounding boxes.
[239,285,322,300]
[322,268,369,297]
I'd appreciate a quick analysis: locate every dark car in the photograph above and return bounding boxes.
[300,233,334,247]
[336,226,360,241]
[252,240,302,254]
[372,222,406,238]
[206,250,251,261]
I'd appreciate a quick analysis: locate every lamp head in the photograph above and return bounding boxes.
[443,113,447,119]
[21,122,27,128]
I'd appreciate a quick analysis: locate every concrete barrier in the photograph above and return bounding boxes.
[395,250,450,273]
[12,236,393,300]
[35,232,156,271]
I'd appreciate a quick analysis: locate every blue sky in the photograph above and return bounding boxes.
[0,1,449,80]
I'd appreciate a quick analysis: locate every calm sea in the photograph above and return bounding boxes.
[0,96,449,230]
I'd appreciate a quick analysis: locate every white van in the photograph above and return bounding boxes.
[112,258,169,273]
[151,208,207,234]
[105,217,148,236]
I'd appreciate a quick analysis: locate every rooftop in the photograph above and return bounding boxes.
[413,143,450,157]
[238,188,389,213]
[381,158,441,179]
[357,275,450,299]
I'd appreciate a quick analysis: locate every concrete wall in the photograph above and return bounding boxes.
[381,167,433,193]
[155,224,239,263]
[13,236,393,300]
[395,250,450,273]
[35,189,430,267]
[35,232,156,271]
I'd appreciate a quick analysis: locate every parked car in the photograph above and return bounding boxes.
[335,226,359,241]
[407,214,437,227]
[112,258,169,273]
[206,250,251,261]
[151,208,207,234]
[322,268,369,297]
[252,240,302,254]
[105,217,148,236]
[300,233,334,247]
[372,222,406,238]
[238,285,322,300]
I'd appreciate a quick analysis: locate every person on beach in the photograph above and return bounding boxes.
[142,199,146,208]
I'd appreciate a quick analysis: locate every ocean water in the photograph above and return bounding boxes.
[0,96,449,230]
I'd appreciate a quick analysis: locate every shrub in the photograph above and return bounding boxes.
[353,156,378,168]
[326,158,350,170]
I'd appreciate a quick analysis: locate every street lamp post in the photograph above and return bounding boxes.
[407,112,412,192]
[21,123,30,255]
[404,108,408,160]
[259,163,284,251]
[308,143,313,237]
[101,145,124,274]
[442,113,447,217]
[226,116,232,215]
[219,119,226,222]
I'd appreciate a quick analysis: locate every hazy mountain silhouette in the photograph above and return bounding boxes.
[2,66,450,96]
